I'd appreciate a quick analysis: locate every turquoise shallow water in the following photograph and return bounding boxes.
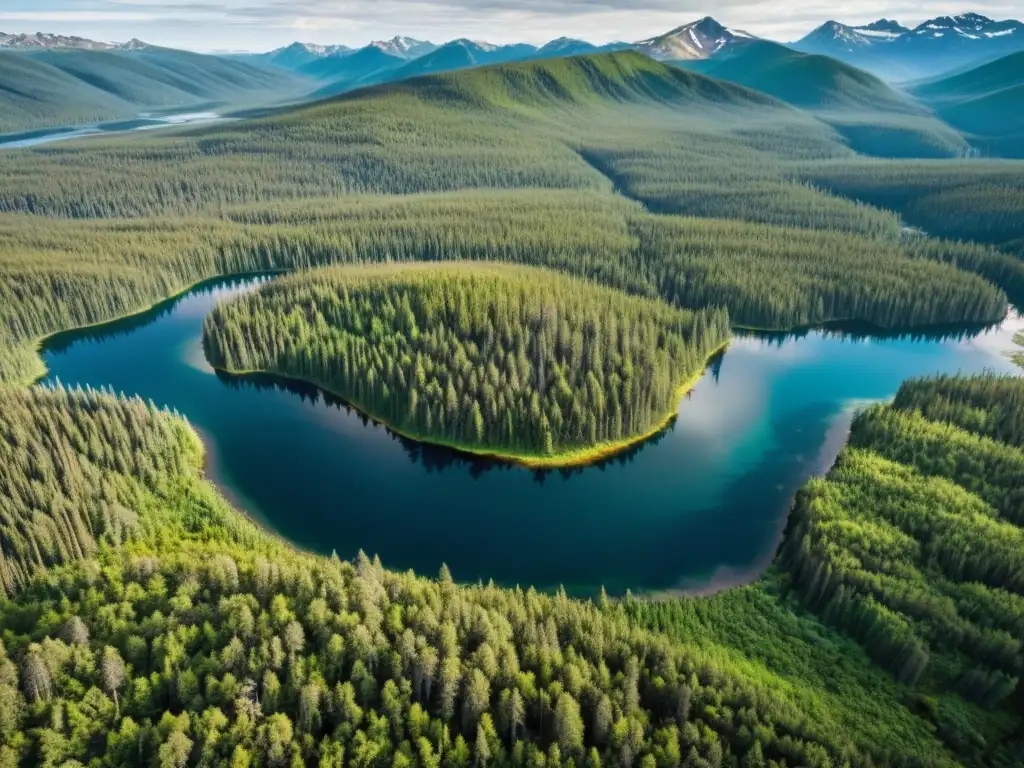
[40,276,1023,595]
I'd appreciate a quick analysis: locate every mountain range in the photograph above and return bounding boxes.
[794,12,1024,77]
[1,11,1022,148]
[0,44,305,135]
[0,31,151,51]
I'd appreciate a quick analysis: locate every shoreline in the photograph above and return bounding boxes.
[23,270,285,388]
[210,340,730,470]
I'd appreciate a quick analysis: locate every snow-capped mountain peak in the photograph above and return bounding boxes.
[636,17,758,60]
[368,36,437,59]
[795,12,1024,78]
[276,42,350,57]
[117,38,151,52]
[0,31,116,50]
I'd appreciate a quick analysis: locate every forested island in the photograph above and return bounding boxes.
[202,264,730,465]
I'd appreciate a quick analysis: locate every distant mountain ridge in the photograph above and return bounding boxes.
[312,39,542,98]
[0,45,306,135]
[911,50,1024,156]
[795,12,1024,77]
[0,31,151,51]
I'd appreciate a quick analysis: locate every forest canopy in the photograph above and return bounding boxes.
[202,263,730,463]
[2,375,1024,766]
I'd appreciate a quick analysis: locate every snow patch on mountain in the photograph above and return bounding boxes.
[636,17,758,60]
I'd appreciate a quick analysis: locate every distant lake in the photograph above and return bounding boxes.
[0,111,227,149]
[39,276,1023,595]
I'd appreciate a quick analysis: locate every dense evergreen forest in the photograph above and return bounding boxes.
[0,188,1014,386]
[202,264,730,462]
[2,375,1024,766]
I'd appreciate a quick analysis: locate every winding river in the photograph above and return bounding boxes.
[39,276,1023,595]
[0,111,227,149]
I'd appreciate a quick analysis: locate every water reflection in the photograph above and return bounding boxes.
[212,366,686,479]
[740,318,1006,347]
[39,275,1023,595]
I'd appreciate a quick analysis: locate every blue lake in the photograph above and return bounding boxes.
[40,276,1023,595]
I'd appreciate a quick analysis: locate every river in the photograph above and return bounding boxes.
[39,276,1023,595]
[0,111,227,150]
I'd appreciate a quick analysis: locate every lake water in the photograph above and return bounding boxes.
[0,111,226,149]
[39,276,1023,595]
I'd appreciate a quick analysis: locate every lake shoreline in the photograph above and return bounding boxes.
[208,340,731,470]
[26,270,286,388]
[35,276,1022,596]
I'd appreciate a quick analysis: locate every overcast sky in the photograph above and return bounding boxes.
[1,2,1020,52]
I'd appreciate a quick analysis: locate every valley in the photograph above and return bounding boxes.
[1,8,1024,768]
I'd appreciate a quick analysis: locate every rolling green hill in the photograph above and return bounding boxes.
[0,47,308,134]
[0,51,127,133]
[356,50,784,112]
[912,52,1024,157]
[677,40,917,113]
[672,41,970,158]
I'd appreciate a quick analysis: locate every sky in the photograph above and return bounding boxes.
[1,1,1020,52]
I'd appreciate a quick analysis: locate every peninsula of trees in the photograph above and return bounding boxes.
[202,263,730,465]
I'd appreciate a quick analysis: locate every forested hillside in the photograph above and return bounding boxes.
[772,376,1024,760]
[0,48,307,135]
[910,52,1024,159]
[0,188,1012,388]
[1,50,1022,390]
[202,263,730,463]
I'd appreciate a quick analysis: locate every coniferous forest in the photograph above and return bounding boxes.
[203,264,730,462]
[1,45,1024,768]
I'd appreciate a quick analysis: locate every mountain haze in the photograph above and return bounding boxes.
[0,46,306,134]
[795,12,1024,77]
[678,40,919,112]
[912,51,1024,156]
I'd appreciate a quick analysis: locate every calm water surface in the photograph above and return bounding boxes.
[40,276,1023,595]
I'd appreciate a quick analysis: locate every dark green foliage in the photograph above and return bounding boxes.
[2,370,1023,765]
[202,263,730,458]
[797,160,1024,253]
[0,384,246,597]
[0,390,943,768]
[781,376,1024,713]
[822,113,970,160]
[848,406,1024,526]
[631,213,1007,330]
[892,374,1024,447]
[0,189,1010,386]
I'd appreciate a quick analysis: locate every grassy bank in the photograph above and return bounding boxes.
[210,340,729,470]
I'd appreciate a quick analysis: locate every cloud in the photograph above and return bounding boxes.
[3,1,1021,50]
